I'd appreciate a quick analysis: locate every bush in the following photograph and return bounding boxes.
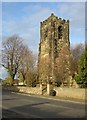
[4,77,13,86]
[50,90,56,96]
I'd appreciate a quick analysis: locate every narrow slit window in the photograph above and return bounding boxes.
[44,28,48,38]
[58,26,62,39]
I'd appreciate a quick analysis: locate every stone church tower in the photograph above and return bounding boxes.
[38,13,71,86]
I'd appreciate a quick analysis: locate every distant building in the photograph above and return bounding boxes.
[38,13,72,86]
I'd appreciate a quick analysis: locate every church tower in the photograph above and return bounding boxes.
[38,13,71,86]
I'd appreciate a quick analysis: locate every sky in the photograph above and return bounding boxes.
[2,2,85,53]
[1,2,85,79]
[1,0,86,2]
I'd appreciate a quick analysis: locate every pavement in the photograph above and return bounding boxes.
[2,89,86,119]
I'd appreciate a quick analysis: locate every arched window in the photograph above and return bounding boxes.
[58,26,62,39]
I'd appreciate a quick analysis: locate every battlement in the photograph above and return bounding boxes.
[41,13,69,26]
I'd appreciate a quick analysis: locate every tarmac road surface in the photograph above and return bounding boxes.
[2,89,86,119]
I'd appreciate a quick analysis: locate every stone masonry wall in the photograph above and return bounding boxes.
[54,87,85,100]
[38,13,71,85]
[3,86,85,100]
[3,86,41,95]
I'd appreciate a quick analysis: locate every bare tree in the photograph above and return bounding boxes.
[70,43,85,78]
[2,35,23,84]
[18,45,37,86]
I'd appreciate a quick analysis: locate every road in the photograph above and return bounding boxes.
[2,89,86,119]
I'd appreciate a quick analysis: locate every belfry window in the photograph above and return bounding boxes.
[58,26,62,39]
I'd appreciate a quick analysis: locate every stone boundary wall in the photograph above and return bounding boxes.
[54,87,85,100]
[18,86,41,95]
[3,86,41,95]
[3,86,85,100]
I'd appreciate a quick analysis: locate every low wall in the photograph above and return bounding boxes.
[3,86,41,95]
[18,86,41,95]
[3,86,85,100]
[54,87,85,100]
